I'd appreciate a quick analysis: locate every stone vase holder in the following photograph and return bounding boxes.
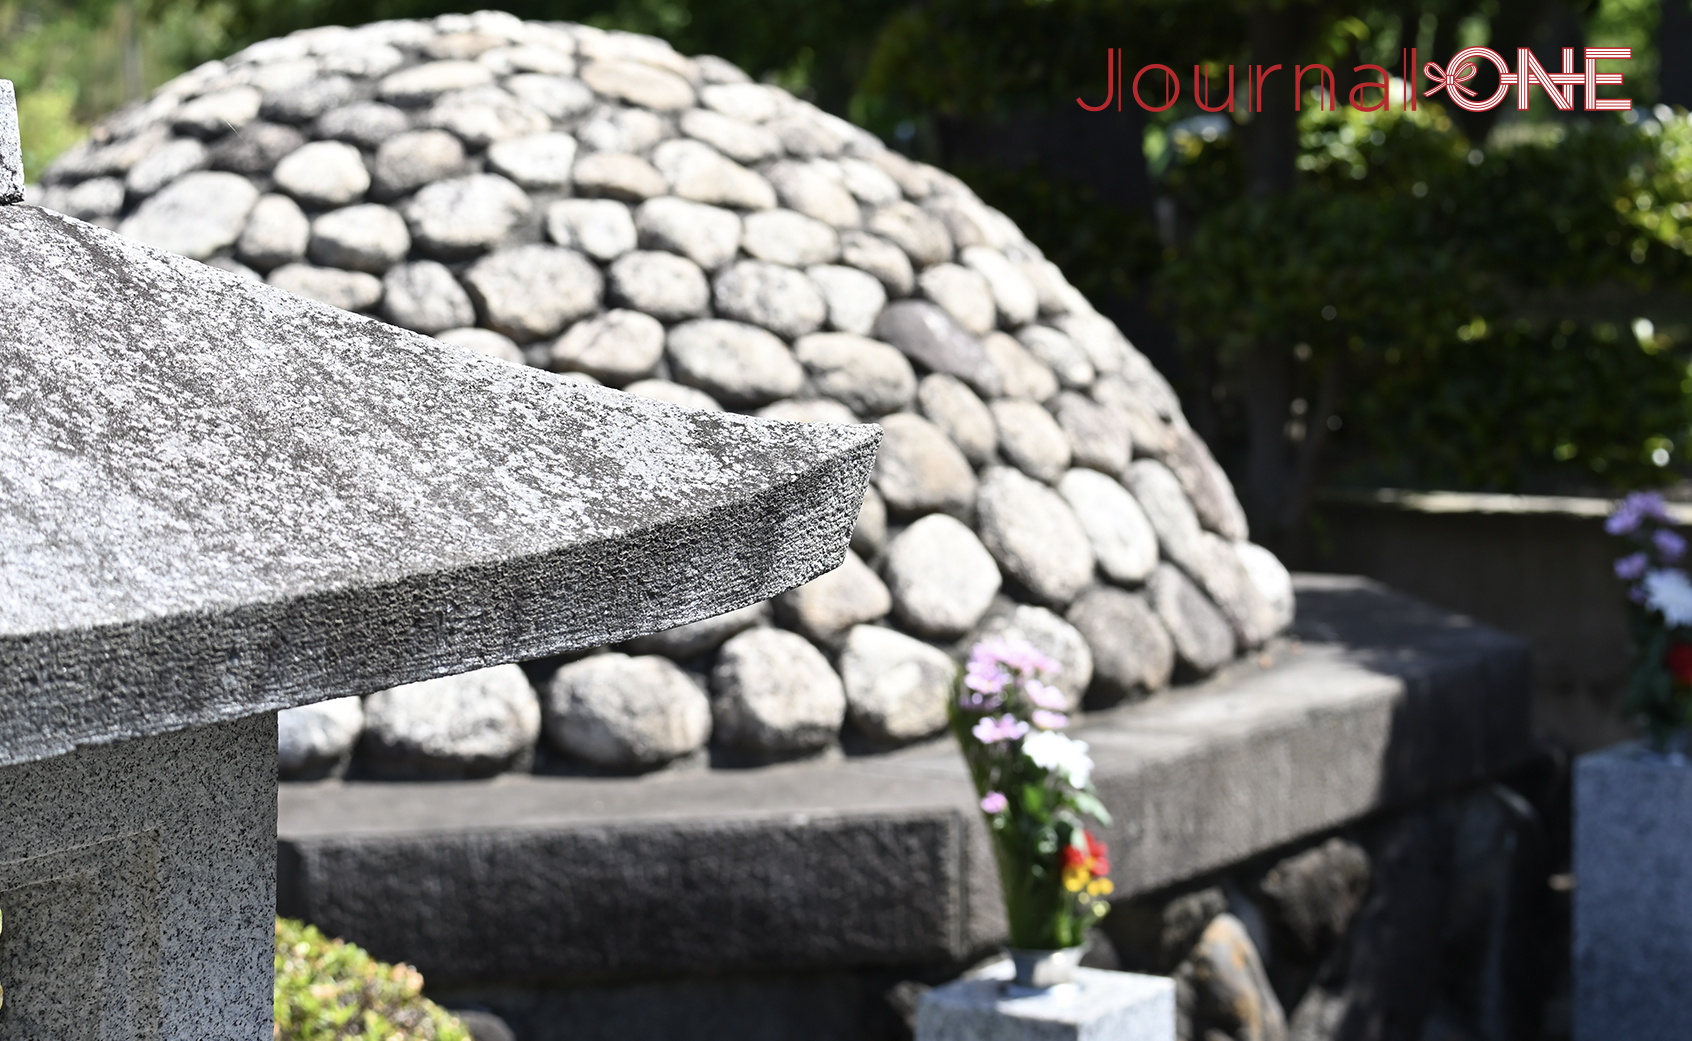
[1573,739,1692,1041]
[1007,946,1085,993]
[916,956,1175,1041]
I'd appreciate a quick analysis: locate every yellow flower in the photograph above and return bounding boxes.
[1087,878,1114,896]
[1062,865,1089,892]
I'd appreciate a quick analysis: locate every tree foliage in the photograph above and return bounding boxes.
[1161,100,1692,492]
[0,0,237,177]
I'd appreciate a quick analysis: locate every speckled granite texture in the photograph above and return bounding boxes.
[0,203,879,769]
[1573,746,1692,1041]
[0,81,20,204]
[0,715,276,1040]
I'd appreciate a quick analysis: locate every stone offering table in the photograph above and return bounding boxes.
[0,81,876,1038]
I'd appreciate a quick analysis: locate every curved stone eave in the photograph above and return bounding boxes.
[0,204,880,768]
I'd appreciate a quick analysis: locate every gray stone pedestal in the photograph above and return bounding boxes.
[1573,742,1692,1041]
[0,716,276,1038]
[916,960,1174,1041]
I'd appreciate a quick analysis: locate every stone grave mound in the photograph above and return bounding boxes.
[35,11,1295,778]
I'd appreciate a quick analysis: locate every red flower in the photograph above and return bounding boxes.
[1666,641,1692,685]
[1085,831,1110,877]
[1062,832,1109,870]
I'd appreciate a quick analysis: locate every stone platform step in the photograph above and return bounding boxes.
[277,575,1531,988]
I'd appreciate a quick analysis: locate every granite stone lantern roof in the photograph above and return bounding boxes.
[0,191,877,768]
[0,76,875,1034]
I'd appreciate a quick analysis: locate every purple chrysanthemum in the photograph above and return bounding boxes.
[1655,529,1687,562]
[963,659,1009,695]
[1608,492,1670,535]
[968,638,1060,679]
[1617,552,1651,581]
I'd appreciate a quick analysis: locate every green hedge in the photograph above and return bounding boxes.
[976,100,1692,495]
[1167,104,1692,492]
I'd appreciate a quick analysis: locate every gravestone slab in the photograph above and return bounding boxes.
[0,80,876,1038]
[1573,745,1692,1041]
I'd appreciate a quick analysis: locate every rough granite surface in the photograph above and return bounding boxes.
[0,204,879,769]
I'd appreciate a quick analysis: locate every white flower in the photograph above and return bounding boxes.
[1645,568,1692,627]
[1021,730,1094,788]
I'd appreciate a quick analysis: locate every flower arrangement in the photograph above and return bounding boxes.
[949,638,1114,953]
[1609,491,1692,752]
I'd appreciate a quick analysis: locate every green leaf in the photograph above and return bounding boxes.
[1070,790,1112,825]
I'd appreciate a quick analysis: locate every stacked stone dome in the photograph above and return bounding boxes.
[36,11,1296,779]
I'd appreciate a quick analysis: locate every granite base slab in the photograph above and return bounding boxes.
[915,960,1174,1041]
